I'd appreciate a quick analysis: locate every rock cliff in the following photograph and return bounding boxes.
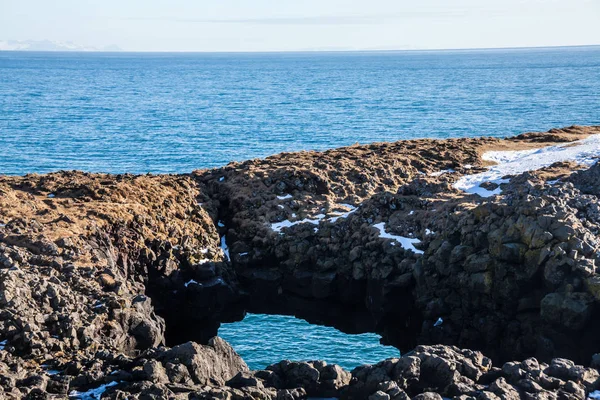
[1,125,599,399]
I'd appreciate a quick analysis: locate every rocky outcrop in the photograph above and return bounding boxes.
[1,125,600,398]
[195,125,600,364]
[0,172,237,397]
[45,344,600,399]
[341,345,600,400]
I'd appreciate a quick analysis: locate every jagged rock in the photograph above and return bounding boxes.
[193,125,600,365]
[540,293,594,330]
[369,390,391,400]
[158,338,248,385]
[1,127,600,399]
[412,393,443,400]
[263,359,350,397]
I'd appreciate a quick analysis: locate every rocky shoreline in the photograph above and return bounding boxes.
[1,125,600,399]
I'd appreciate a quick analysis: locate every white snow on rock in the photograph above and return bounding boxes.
[588,391,600,399]
[329,203,358,223]
[454,135,600,197]
[270,202,360,233]
[271,214,326,233]
[372,222,423,254]
[219,176,225,182]
[69,381,118,399]
[221,235,230,261]
[277,194,293,200]
[429,169,455,177]
[0,340,7,350]
[184,279,199,288]
[218,221,225,228]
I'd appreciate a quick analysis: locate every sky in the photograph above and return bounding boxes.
[1,0,599,52]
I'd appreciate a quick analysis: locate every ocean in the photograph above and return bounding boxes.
[219,314,399,371]
[1,47,599,176]
[1,46,599,370]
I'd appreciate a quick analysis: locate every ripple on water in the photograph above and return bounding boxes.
[218,313,399,371]
[1,48,600,175]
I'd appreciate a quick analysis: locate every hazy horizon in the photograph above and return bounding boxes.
[1,0,599,52]
[1,41,600,54]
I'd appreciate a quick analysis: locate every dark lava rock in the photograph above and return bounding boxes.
[1,126,600,399]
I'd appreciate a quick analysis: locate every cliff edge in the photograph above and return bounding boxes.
[1,125,600,399]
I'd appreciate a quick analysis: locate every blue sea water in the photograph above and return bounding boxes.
[1,46,599,369]
[219,314,399,371]
[0,47,599,175]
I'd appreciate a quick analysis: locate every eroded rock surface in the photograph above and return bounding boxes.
[1,125,600,398]
[195,125,600,363]
[0,172,237,397]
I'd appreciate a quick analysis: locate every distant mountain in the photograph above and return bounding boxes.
[0,40,122,52]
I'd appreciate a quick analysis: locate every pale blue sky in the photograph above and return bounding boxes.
[1,0,599,52]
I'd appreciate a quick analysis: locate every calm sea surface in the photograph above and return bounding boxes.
[0,47,599,175]
[1,47,599,369]
[219,314,399,370]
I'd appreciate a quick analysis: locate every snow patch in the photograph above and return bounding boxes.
[41,365,61,375]
[69,381,119,399]
[184,279,199,288]
[434,317,444,327]
[454,135,600,197]
[588,391,600,399]
[218,221,225,228]
[429,169,455,177]
[329,203,357,223]
[0,340,7,350]
[373,223,423,254]
[219,176,225,182]
[47,193,55,198]
[277,194,292,200]
[271,214,326,233]
[221,235,230,261]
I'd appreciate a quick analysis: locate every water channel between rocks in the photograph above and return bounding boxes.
[218,313,400,371]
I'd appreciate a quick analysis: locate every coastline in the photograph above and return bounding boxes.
[1,125,600,399]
